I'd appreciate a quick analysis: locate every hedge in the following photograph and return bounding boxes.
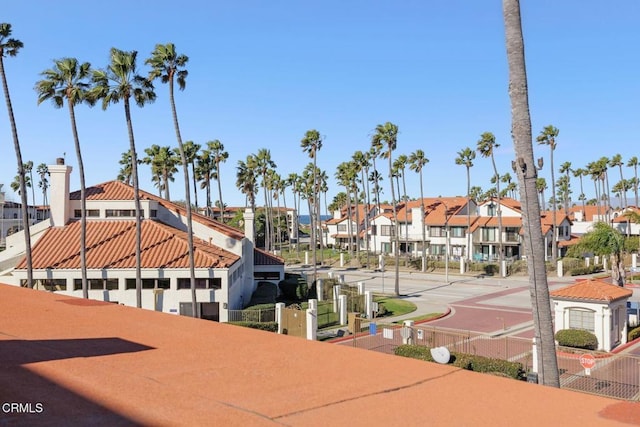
[555,329,598,350]
[278,276,309,300]
[568,265,603,276]
[628,326,640,342]
[394,345,525,380]
[228,321,278,332]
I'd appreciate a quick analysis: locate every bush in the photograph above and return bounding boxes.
[394,345,524,380]
[628,326,640,342]
[278,276,309,301]
[247,281,278,306]
[555,329,598,350]
[229,321,278,332]
[568,265,603,276]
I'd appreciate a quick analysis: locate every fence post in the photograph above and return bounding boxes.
[603,256,608,271]
[557,260,563,278]
[357,281,365,295]
[333,284,341,313]
[585,257,591,268]
[306,308,317,341]
[316,279,324,302]
[340,252,345,267]
[402,320,414,345]
[531,337,538,374]
[305,251,309,265]
[339,294,347,325]
[633,253,637,270]
[365,291,373,319]
[275,302,285,334]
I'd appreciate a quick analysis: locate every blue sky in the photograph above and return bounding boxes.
[2,1,639,213]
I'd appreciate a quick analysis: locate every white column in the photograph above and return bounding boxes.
[316,279,324,302]
[633,253,638,269]
[379,254,385,271]
[333,285,341,313]
[532,337,538,374]
[304,251,309,265]
[595,255,600,265]
[557,260,563,278]
[340,252,345,267]
[460,259,465,274]
[308,298,317,311]
[306,308,317,341]
[402,320,414,345]
[365,290,373,319]
[585,257,591,268]
[339,294,347,325]
[500,260,507,277]
[357,281,365,295]
[603,257,608,271]
[275,302,285,334]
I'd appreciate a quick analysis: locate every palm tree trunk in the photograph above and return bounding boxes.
[216,160,224,223]
[124,98,143,309]
[550,151,557,262]
[388,153,400,296]
[0,57,33,288]
[503,0,559,387]
[191,162,198,209]
[169,79,197,318]
[419,170,426,272]
[68,102,88,299]
[466,167,472,262]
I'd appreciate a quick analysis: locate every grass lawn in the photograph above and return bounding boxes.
[374,296,416,317]
[393,312,444,323]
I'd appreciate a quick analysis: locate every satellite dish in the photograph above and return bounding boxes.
[430,346,451,364]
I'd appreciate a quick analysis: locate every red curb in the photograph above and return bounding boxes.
[610,337,640,354]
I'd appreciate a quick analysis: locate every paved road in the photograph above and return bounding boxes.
[288,265,640,344]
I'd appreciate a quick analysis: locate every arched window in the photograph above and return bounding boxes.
[568,308,595,332]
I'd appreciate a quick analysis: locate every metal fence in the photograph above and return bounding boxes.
[336,324,640,401]
[227,308,276,323]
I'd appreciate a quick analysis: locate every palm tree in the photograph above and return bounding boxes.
[196,148,214,216]
[477,132,503,271]
[36,57,93,299]
[572,167,587,215]
[536,178,547,210]
[455,147,475,262]
[255,148,276,251]
[90,47,156,309]
[394,154,410,262]
[117,150,134,184]
[301,130,323,282]
[610,154,626,207]
[182,140,201,208]
[369,145,383,215]
[536,125,559,262]
[627,156,638,207]
[142,144,178,199]
[24,161,36,221]
[353,150,372,268]
[0,23,32,288]
[236,154,258,211]
[335,161,356,256]
[503,0,559,387]
[371,122,400,296]
[409,149,429,272]
[207,140,228,222]
[36,163,49,208]
[578,222,626,286]
[587,161,604,220]
[287,172,301,255]
[559,161,572,214]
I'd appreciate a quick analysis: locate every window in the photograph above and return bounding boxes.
[177,278,221,289]
[430,245,446,256]
[254,271,280,280]
[429,227,445,238]
[451,227,465,238]
[27,279,66,291]
[568,309,595,332]
[487,204,496,216]
[74,279,119,290]
[370,225,377,236]
[105,209,137,218]
[381,225,395,236]
[481,228,496,241]
[505,227,519,242]
[337,224,347,232]
[126,279,170,290]
[150,209,158,218]
[74,209,100,218]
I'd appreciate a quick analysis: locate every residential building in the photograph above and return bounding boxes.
[0,158,284,321]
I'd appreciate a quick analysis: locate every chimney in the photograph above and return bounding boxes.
[243,208,255,244]
[48,158,72,227]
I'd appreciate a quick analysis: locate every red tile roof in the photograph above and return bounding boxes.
[71,181,245,241]
[469,216,522,232]
[15,219,240,270]
[550,279,632,302]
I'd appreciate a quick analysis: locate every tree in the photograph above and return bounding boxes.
[142,144,178,199]
[0,23,32,288]
[255,149,276,251]
[36,57,93,299]
[90,47,156,309]
[610,154,626,208]
[536,177,547,210]
[196,147,215,216]
[627,156,638,207]
[36,163,49,208]
[536,125,559,262]
[578,222,626,286]
[236,154,258,211]
[182,140,201,208]
[117,150,134,184]
[24,161,36,221]
[477,132,503,272]
[207,140,228,222]
[572,167,587,215]
[409,149,429,272]
[503,0,559,387]
[558,161,572,214]
[371,122,400,296]
[394,154,410,263]
[455,147,475,262]
[301,130,323,282]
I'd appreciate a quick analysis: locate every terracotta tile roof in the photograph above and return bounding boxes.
[254,248,284,266]
[568,205,612,221]
[558,234,582,247]
[550,278,632,302]
[15,219,240,270]
[469,216,522,232]
[72,181,245,240]
[540,210,571,226]
[612,207,640,223]
[423,198,472,226]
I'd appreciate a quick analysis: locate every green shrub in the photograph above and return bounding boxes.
[244,303,276,311]
[555,329,598,350]
[628,326,640,342]
[278,276,309,301]
[247,281,278,306]
[568,265,603,276]
[229,321,278,332]
[394,345,524,380]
